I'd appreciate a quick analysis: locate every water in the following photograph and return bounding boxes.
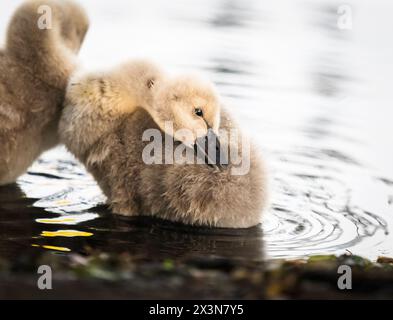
[1,0,393,263]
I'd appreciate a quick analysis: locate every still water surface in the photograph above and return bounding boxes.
[1,0,393,262]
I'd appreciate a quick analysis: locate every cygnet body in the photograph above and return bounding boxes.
[59,60,268,228]
[0,0,89,185]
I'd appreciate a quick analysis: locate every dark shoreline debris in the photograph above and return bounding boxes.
[1,250,393,299]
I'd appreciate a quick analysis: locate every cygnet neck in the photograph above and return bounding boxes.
[5,3,79,90]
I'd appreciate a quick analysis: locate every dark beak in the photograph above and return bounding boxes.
[194,129,228,169]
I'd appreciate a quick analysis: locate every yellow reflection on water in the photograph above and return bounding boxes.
[54,199,72,206]
[41,230,93,237]
[38,218,75,224]
[32,244,71,252]
[36,213,99,225]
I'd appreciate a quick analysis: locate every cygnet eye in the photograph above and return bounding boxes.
[194,108,203,117]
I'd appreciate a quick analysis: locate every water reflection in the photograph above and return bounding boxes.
[32,210,265,262]
[0,0,393,263]
[0,150,265,262]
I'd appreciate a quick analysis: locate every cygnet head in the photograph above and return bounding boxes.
[152,75,226,167]
[55,0,90,53]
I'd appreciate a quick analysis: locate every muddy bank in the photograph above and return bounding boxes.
[1,251,393,299]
